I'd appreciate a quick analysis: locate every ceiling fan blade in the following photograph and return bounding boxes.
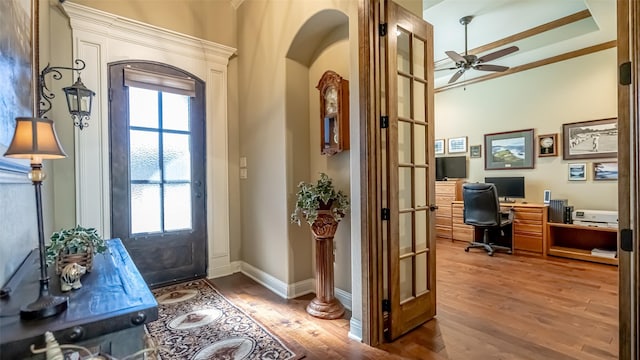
[445,51,466,64]
[477,46,519,63]
[475,64,509,72]
[435,67,459,71]
[448,69,465,84]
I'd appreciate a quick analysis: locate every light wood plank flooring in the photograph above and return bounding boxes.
[210,239,618,359]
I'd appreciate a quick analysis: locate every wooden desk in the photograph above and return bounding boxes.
[0,238,158,359]
[451,201,548,255]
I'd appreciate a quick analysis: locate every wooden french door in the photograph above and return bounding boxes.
[382,1,436,340]
[109,61,207,287]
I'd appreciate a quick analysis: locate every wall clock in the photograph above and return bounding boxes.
[537,133,558,157]
[317,70,349,156]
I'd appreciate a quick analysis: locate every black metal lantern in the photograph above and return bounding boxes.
[39,59,95,130]
[63,76,95,130]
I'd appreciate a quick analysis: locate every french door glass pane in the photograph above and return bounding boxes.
[129,87,159,129]
[398,167,412,210]
[413,80,425,122]
[415,211,427,251]
[163,133,191,182]
[130,130,160,182]
[398,121,411,163]
[415,167,427,207]
[400,258,413,302]
[397,29,410,73]
[164,184,192,231]
[397,75,411,118]
[413,37,425,79]
[162,92,190,131]
[131,184,161,233]
[399,212,412,256]
[416,253,428,294]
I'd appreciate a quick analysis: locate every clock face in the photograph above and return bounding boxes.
[324,87,338,114]
[540,137,554,148]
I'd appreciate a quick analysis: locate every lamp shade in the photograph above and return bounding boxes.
[3,117,67,160]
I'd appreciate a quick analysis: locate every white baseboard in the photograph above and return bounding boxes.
[210,261,351,308]
[335,287,352,311]
[348,317,363,341]
[208,260,241,279]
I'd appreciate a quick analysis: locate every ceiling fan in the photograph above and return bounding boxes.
[440,15,519,84]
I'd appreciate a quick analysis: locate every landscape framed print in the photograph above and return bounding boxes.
[484,129,534,170]
[568,163,587,181]
[470,145,481,158]
[563,118,617,160]
[447,136,467,153]
[434,139,444,155]
[593,162,618,180]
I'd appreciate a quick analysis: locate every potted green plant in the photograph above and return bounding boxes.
[46,225,108,274]
[290,172,350,226]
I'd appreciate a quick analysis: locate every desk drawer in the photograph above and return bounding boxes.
[514,233,543,253]
[453,227,474,241]
[513,220,542,234]
[436,215,452,227]
[436,225,452,239]
[514,210,543,221]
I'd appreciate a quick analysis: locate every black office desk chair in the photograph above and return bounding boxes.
[462,183,513,256]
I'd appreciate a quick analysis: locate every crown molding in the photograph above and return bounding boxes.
[61,2,236,64]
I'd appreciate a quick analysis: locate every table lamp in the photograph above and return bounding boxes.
[3,117,68,320]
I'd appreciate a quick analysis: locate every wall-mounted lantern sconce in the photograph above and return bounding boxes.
[39,59,95,130]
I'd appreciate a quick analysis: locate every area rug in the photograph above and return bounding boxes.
[146,279,304,360]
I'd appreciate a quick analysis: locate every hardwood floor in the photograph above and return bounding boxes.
[210,239,618,360]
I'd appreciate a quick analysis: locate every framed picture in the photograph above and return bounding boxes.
[568,163,587,181]
[563,118,617,160]
[593,162,618,180]
[448,136,467,153]
[484,129,535,170]
[0,0,34,182]
[470,145,482,158]
[537,133,558,157]
[434,139,444,155]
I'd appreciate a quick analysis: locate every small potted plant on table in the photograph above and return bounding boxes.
[46,225,107,274]
[291,173,349,319]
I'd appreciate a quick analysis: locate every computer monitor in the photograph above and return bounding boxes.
[436,156,467,180]
[484,176,525,202]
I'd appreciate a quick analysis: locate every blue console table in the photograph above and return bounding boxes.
[0,238,158,359]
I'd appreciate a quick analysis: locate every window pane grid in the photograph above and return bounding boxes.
[129,88,193,235]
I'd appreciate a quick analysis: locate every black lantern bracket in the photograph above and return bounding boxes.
[39,59,96,130]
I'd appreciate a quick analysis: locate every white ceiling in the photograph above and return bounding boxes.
[422,0,617,88]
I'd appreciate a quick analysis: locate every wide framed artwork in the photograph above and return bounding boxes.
[0,0,34,182]
[484,129,535,170]
[563,118,617,160]
[593,162,618,180]
[447,136,467,153]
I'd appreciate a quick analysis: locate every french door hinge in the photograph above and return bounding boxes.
[382,299,391,313]
[381,116,389,129]
[381,208,390,221]
[619,62,631,85]
[379,23,387,37]
[621,228,633,252]
[108,88,113,102]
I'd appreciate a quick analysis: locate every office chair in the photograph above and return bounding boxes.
[462,183,513,256]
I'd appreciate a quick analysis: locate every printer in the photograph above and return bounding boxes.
[572,209,618,228]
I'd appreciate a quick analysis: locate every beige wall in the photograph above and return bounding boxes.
[71,0,236,47]
[237,0,359,285]
[308,38,352,292]
[435,48,618,210]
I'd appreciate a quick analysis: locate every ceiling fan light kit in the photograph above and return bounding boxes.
[442,15,519,84]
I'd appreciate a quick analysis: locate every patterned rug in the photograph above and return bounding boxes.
[146,279,304,360]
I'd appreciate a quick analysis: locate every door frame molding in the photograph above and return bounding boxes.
[617,0,639,358]
[61,2,236,278]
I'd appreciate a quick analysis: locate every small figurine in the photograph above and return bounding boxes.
[60,263,87,292]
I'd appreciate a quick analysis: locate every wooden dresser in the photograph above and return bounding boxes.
[451,201,548,255]
[435,180,464,239]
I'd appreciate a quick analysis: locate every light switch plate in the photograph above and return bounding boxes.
[240,168,247,179]
[240,156,247,168]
